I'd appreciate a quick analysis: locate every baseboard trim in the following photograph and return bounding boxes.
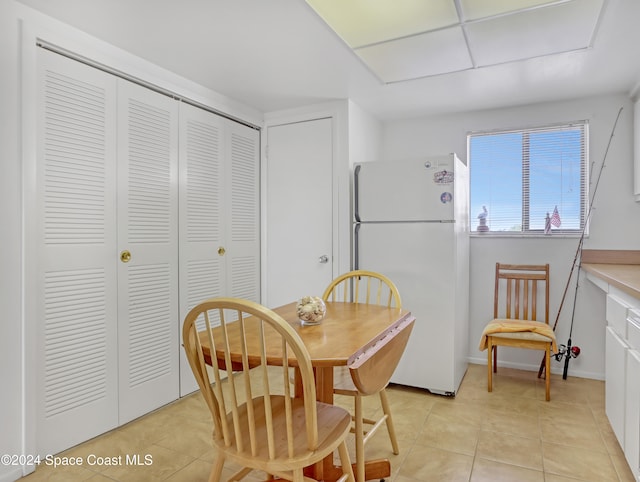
[0,466,25,482]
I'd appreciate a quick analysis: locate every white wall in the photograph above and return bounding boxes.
[0,0,24,480]
[380,94,640,379]
[347,100,383,166]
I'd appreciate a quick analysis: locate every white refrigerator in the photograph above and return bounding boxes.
[353,154,469,395]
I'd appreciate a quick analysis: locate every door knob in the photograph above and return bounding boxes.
[319,255,329,264]
[120,250,131,263]
[218,246,226,256]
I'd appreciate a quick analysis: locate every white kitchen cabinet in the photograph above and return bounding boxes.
[607,293,631,338]
[630,310,640,349]
[605,326,628,447]
[587,268,640,481]
[626,348,640,481]
[604,289,634,451]
[626,311,640,481]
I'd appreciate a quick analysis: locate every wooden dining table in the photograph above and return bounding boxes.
[198,300,415,482]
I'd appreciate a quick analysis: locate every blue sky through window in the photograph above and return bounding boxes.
[470,125,584,233]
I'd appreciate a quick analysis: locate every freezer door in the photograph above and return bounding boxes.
[354,157,456,222]
[355,222,461,392]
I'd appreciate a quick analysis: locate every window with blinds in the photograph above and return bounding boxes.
[469,122,588,235]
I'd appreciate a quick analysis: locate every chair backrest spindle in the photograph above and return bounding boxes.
[182,298,320,462]
[322,270,401,309]
[494,263,550,324]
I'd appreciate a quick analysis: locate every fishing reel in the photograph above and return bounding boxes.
[554,344,581,362]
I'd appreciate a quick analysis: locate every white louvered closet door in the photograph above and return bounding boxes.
[116,79,179,424]
[35,49,119,455]
[226,120,260,301]
[178,104,225,395]
[178,104,260,395]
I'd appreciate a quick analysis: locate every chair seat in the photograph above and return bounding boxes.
[489,331,553,343]
[217,395,352,469]
[480,318,557,352]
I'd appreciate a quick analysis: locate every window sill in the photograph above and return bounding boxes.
[470,232,586,239]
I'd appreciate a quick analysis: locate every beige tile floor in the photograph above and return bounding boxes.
[21,363,636,482]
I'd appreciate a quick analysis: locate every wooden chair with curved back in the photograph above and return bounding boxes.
[182,297,355,482]
[322,270,404,482]
[347,314,414,482]
[479,263,557,401]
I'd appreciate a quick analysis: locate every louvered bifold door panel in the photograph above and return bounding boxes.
[226,121,260,301]
[117,79,179,424]
[178,103,226,395]
[35,49,119,455]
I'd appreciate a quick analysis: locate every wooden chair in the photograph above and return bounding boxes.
[347,315,414,482]
[322,270,403,482]
[482,263,556,401]
[182,297,355,482]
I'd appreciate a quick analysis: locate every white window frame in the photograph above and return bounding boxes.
[468,121,589,237]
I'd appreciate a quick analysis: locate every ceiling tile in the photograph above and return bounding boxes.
[465,0,604,66]
[305,0,459,48]
[305,0,606,84]
[459,0,559,21]
[354,26,472,83]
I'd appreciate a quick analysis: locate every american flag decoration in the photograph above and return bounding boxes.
[550,206,561,228]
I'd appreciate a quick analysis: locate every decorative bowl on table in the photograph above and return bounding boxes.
[296,296,326,326]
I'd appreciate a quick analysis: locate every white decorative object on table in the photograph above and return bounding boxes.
[296,296,327,325]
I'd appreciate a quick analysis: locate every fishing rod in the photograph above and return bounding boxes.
[537,106,624,379]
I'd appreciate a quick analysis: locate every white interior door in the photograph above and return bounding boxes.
[117,79,179,424]
[265,118,333,308]
[34,48,119,455]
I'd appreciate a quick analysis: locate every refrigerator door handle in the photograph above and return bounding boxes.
[354,164,361,223]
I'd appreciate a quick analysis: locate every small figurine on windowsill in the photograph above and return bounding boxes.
[545,212,551,235]
[477,206,489,233]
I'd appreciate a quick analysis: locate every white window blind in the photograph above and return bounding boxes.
[469,122,588,235]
